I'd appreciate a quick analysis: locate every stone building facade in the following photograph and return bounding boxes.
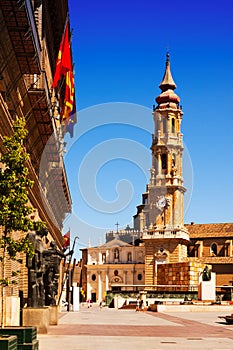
[187,223,233,286]
[81,237,145,302]
[0,0,74,304]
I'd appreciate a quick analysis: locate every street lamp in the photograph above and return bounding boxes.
[57,235,79,310]
[66,236,79,311]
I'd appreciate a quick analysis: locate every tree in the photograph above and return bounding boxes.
[0,117,45,327]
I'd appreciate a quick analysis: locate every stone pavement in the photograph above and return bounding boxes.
[38,304,233,350]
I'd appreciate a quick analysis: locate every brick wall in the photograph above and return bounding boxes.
[157,261,209,291]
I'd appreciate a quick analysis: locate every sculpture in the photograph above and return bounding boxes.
[202,265,211,281]
[26,228,48,307]
[43,241,64,306]
[26,229,64,307]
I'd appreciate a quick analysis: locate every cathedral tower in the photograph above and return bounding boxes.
[134,53,189,285]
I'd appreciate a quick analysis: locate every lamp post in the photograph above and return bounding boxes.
[66,236,79,311]
[57,235,79,310]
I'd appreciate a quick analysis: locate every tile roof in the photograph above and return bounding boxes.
[185,223,233,238]
[97,237,132,248]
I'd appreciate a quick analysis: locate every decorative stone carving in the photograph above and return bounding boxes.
[43,241,64,306]
[26,228,48,307]
[26,229,64,307]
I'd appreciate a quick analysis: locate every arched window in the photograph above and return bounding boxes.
[127,252,132,262]
[210,243,217,256]
[102,253,106,263]
[114,248,119,259]
[91,274,96,281]
[137,273,142,281]
[171,118,175,133]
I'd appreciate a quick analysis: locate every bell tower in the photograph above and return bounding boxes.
[134,53,189,285]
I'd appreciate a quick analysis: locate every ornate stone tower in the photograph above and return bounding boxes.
[134,53,189,285]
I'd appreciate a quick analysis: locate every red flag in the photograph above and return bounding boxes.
[52,22,72,88]
[63,230,70,248]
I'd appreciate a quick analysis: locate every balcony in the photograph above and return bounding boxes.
[142,229,189,241]
[1,0,41,74]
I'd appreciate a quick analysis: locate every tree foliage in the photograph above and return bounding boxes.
[0,117,46,286]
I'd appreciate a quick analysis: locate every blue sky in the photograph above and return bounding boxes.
[63,0,233,256]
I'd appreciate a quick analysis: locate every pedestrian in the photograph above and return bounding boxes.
[87,299,91,308]
[136,299,139,312]
[99,300,102,310]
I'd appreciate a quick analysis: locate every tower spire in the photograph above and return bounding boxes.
[159,52,177,91]
[156,53,180,108]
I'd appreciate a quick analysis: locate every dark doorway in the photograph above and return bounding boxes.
[91,292,96,302]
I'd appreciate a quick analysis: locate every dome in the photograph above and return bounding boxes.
[155,89,180,105]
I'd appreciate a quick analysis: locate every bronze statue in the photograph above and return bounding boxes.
[26,229,64,307]
[26,228,48,307]
[202,265,211,281]
[43,241,64,306]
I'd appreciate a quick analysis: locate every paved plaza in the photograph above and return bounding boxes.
[38,304,233,350]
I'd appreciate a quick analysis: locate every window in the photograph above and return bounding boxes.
[102,253,106,263]
[137,273,142,281]
[114,270,118,276]
[114,248,119,259]
[210,243,217,256]
[172,153,176,167]
[161,154,167,170]
[91,274,96,281]
[172,118,175,133]
[127,252,132,262]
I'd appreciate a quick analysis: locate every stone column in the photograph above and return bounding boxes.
[98,271,102,301]
[157,152,161,175]
[87,274,91,301]
[105,271,109,292]
[124,270,128,285]
[106,249,109,263]
[139,211,145,231]
[167,116,171,133]
[167,152,172,175]
[98,250,102,264]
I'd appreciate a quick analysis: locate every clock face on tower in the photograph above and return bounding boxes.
[156,195,166,209]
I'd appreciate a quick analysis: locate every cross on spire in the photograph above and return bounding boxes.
[115,222,120,233]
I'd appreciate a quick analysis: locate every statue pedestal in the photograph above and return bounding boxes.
[198,272,216,301]
[73,286,80,312]
[5,296,20,326]
[22,307,49,333]
[49,305,58,325]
